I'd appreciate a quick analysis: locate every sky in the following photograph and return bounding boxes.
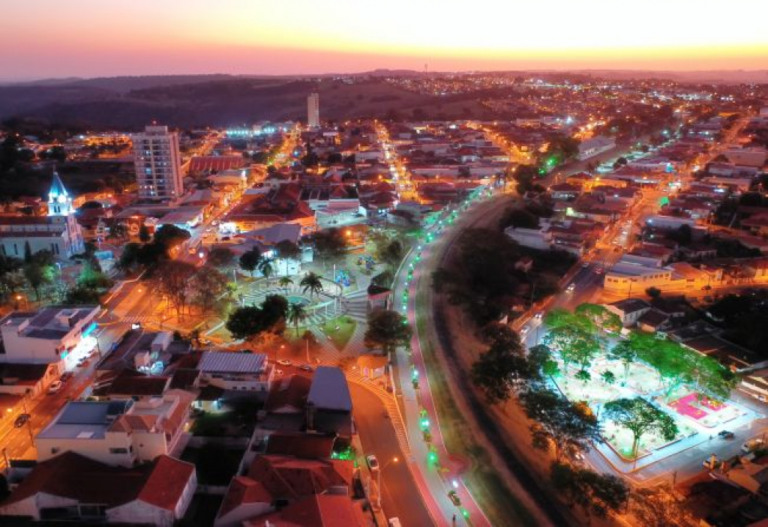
[2,0,768,80]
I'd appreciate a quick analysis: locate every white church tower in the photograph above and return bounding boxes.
[48,171,75,217]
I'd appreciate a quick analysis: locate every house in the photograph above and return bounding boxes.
[36,390,194,467]
[0,363,61,396]
[605,299,651,327]
[637,309,672,333]
[0,173,85,260]
[198,351,273,395]
[243,494,368,527]
[0,305,100,373]
[214,454,355,527]
[0,451,196,526]
[96,329,191,379]
[549,182,581,201]
[307,367,354,440]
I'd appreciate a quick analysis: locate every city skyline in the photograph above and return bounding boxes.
[2,0,768,80]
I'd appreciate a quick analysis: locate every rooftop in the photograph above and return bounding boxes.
[1,305,99,341]
[37,400,132,440]
[199,351,268,374]
[307,367,352,412]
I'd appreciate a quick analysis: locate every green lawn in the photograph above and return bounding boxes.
[319,315,357,351]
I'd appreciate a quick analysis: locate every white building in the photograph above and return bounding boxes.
[0,172,85,259]
[198,351,273,393]
[307,93,320,129]
[37,390,194,467]
[578,136,616,160]
[132,125,184,202]
[0,305,100,372]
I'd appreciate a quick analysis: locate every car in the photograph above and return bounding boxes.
[742,439,765,454]
[718,430,735,440]
[388,518,402,527]
[520,326,530,336]
[47,380,63,394]
[566,283,576,293]
[77,358,88,367]
[534,311,544,320]
[60,372,74,382]
[366,455,379,471]
[299,364,314,372]
[14,413,30,428]
[131,322,142,330]
[595,267,605,275]
[581,261,590,268]
[448,490,462,506]
[277,359,292,367]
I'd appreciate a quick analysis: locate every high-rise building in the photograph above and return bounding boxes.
[307,92,320,128]
[132,125,184,201]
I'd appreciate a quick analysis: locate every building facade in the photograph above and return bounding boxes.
[307,93,320,128]
[132,125,184,201]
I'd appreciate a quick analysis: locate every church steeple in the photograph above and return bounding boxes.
[48,170,74,217]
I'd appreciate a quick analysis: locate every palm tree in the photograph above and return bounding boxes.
[287,302,307,337]
[300,272,324,298]
[278,276,294,293]
[258,257,274,289]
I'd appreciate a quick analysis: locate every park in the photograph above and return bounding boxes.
[540,304,760,467]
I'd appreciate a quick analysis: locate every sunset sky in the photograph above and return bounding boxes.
[2,0,767,80]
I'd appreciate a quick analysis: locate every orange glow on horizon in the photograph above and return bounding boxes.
[1,0,767,79]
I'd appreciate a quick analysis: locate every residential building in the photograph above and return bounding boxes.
[0,173,85,259]
[307,93,320,128]
[36,390,194,467]
[132,125,184,202]
[306,366,354,439]
[0,452,196,526]
[578,136,616,160]
[605,299,651,327]
[0,305,100,372]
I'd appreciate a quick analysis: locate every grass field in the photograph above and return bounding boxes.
[319,315,357,351]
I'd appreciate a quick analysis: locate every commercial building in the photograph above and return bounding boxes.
[0,173,85,259]
[307,92,320,128]
[132,125,184,202]
[0,305,100,372]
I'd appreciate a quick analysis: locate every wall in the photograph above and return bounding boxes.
[37,431,134,467]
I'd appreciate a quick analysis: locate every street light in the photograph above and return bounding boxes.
[376,456,399,509]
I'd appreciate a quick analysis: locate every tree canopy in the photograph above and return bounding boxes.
[603,398,678,458]
[364,309,411,354]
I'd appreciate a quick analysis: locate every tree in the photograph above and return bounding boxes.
[630,484,697,527]
[287,302,307,337]
[275,240,301,261]
[257,257,274,287]
[309,228,347,262]
[138,224,151,243]
[364,309,411,355]
[601,370,616,385]
[191,266,230,313]
[155,260,197,317]
[550,462,629,520]
[645,286,662,299]
[226,306,265,340]
[208,247,235,268]
[499,207,540,230]
[239,247,262,277]
[259,294,289,333]
[520,387,600,460]
[381,239,404,270]
[575,369,592,383]
[117,243,142,272]
[278,276,294,292]
[471,339,531,403]
[574,303,622,333]
[0,255,23,301]
[152,224,191,251]
[544,308,603,371]
[23,252,56,301]
[603,398,678,458]
[607,340,638,382]
[300,272,324,298]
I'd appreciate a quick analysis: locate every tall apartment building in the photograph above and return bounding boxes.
[132,125,184,201]
[307,92,320,128]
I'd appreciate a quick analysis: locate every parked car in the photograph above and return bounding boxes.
[566,283,576,293]
[14,414,30,428]
[388,518,402,527]
[448,490,461,506]
[534,311,544,320]
[60,372,74,382]
[47,381,63,394]
[277,359,292,367]
[742,438,765,454]
[366,455,379,471]
[718,430,735,440]
[299,364,314,372]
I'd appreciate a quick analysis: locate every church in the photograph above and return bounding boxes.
[0,172,85,260]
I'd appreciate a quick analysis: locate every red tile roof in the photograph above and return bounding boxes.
[189,156,247,174]
[265,375,312,413]
[264,432,336,459]
[219,476,274,517]
[137,455,196,511]
[246,455,353,500]
[245,494,366,527]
